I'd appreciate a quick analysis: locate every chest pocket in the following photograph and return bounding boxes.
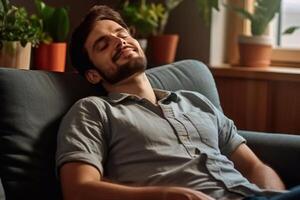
[184,112,219,149]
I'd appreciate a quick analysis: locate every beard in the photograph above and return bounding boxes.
[98,56,147,85]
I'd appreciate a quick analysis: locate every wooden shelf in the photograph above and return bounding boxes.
[209,65,300,135]
[210,65,300,82]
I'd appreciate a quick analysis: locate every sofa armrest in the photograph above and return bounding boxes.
[238,130,300,189]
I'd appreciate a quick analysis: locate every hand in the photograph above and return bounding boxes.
[162,187,215,200]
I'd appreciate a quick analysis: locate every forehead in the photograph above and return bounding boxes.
[84,19,125,50]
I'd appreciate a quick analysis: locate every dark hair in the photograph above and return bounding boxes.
[70,5,128,75]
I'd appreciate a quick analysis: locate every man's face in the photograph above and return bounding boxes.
[84,20,146,84]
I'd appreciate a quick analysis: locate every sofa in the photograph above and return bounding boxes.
[0,59,299,200]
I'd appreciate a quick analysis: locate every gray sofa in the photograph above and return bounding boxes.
[0,59,299,200]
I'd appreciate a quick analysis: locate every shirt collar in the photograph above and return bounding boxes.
[106,89,178,104]
[154,89,179,104]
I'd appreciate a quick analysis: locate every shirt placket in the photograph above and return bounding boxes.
[160,103,201,158]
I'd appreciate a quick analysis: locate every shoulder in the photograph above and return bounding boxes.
[72,96,109,111]
[175,90,214,106]
[63,96,111,121]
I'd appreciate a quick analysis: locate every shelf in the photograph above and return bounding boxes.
[210,65,300,82]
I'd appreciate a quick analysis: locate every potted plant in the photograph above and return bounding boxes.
[227,0,281,67]
[33,0,70,72]
[146,0,183,65]
[0,0,43,69]
[121,0,165,52]
[121,0,219,66]
[121,0,180,65]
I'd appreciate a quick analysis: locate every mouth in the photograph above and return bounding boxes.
[112,46,137,63]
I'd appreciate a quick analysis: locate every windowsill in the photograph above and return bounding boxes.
[209,64,300,82]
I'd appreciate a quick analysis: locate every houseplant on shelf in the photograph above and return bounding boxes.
[0,0,43,69]
[121,0,165,52]
[121,0,182,65]
[33,0,70,72]
[146,0,183,65]
[121,0,219,66]
[227,0,281,67]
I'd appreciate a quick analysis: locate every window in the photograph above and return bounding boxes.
[271,0,300,67]
[272,0,300,48]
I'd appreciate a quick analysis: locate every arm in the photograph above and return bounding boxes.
[230,143,285,190]
[60,162,214,200]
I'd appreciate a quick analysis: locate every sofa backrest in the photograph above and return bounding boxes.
[147,60,222,110]
[0,60,220,199]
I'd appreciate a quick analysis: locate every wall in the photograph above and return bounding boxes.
[165,1,211,63]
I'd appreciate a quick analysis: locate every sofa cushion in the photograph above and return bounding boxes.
[147,60,222,110]
[0,68,101,199]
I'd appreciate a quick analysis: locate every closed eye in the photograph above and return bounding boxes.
[94,37,108,52]
[117,29,130,39]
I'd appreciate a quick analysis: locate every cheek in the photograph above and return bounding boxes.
[90,52,109,66]
[131,39,145,55]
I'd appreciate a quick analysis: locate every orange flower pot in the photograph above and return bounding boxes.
[148,34,179,66]
[34,43,67,72]
[238,35,272,68]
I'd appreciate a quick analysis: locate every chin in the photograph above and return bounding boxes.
[104,56,147,85]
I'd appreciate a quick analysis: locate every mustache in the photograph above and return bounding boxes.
[112,46,134,63]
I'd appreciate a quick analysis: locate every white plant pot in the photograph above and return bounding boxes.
[238,35,273,67]
[0,41,31,69]
[238,35,272,46]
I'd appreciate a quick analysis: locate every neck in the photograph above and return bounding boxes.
[103,73,157,105]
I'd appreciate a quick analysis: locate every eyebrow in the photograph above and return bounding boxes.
[92,27,127,52]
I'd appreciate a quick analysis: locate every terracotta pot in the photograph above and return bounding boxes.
[148,34,179,65]
[34,43,67,72]
[238,35,272,67]
[0,41,31,69]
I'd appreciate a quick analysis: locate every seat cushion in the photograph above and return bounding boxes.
[0,68,101,199]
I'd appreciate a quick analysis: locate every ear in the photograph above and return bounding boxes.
[84,69,102,84]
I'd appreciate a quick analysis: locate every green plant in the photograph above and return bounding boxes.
[35,0,70,43]
[283,26,300,35]
[122,0,182,37]
[226,0,281,36]
[121,0,165,37]
[195,0,219,26]
[121,0,219,38]
[0,0,44,47]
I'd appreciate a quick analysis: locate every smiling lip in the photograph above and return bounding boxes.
[112,46,135,63]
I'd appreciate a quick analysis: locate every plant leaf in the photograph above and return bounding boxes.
[283,26,300,35]
[50,7,69,42]
[0,0,9,13]
[252,0,281,35]
[197,0,220,26]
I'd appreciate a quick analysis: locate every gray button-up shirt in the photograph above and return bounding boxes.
[56,89,266,199]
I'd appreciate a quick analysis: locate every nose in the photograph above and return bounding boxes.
[111,35,126,49]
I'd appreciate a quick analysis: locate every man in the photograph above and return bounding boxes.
[56,5,294,200]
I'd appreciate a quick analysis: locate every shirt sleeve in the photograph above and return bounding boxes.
[56,97,107,177]
[215,109,246,156]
